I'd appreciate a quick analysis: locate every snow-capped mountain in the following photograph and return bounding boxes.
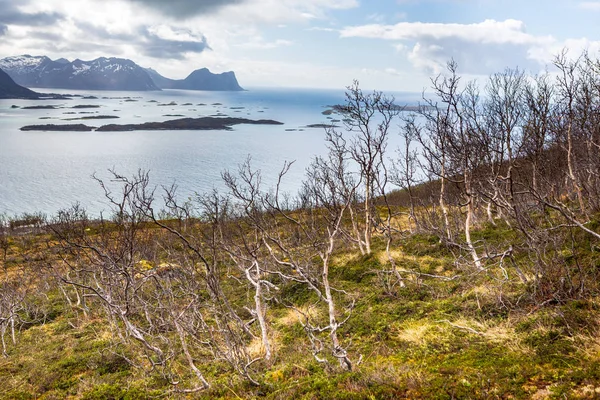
[0,55,160,91]
[0,55,52,76]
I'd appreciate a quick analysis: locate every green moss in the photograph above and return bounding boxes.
[278,281,315,305]
[471,221,517,243]
[333,253,379,284]
[402,233,449,257]
[80,385,159,400]
[0,392,34,400]
[96,353,131,375]
[82,384,125,400]
[524,330,576,366]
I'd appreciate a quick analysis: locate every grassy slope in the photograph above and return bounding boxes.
[1,227,600,399]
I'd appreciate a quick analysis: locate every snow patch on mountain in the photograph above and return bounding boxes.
[0,55,49,74]
[0,55,160,91]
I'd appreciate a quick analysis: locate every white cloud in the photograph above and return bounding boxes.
[305,27,338,32]
[384,67,402,76]
[207,0,359,24]
[340,19,550,46]
[0,0,358,77]
[394,43,406,52]
[579,1,600,10]
[367,13,386,23]
[235,38,293,49]
[340,19,600,75]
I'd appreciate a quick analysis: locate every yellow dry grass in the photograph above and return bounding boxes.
[277,306,322,327]
[394,320,436,345]
[246,326,284,359]
[246,337,266,359]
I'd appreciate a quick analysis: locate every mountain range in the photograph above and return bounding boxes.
[0,55,243,92]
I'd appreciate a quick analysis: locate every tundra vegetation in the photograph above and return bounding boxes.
[2,51,600,399]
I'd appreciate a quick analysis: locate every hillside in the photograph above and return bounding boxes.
[0,67,39,99]
[1,210,599,399]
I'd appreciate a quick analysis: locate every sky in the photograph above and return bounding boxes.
[1,0,600,91]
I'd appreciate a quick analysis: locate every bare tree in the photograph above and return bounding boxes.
[417,62,458,243]
[50,172,214,391]
[418,61,485,269]
[331,80,400,254]
[553,51,586,214]
[0,215,9,265]
[393,114,421,231]
[222,159,281,363]
[229,153,360,370]
[141,182,263,387]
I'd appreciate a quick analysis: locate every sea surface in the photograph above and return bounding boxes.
[0,87,419,217]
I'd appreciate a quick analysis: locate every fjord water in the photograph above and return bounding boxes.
[0,87,418,217]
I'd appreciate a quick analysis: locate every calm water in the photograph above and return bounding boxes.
[0,87,418,217]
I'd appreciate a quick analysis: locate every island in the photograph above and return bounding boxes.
[20,117,284,132]
[20,124,95,131]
